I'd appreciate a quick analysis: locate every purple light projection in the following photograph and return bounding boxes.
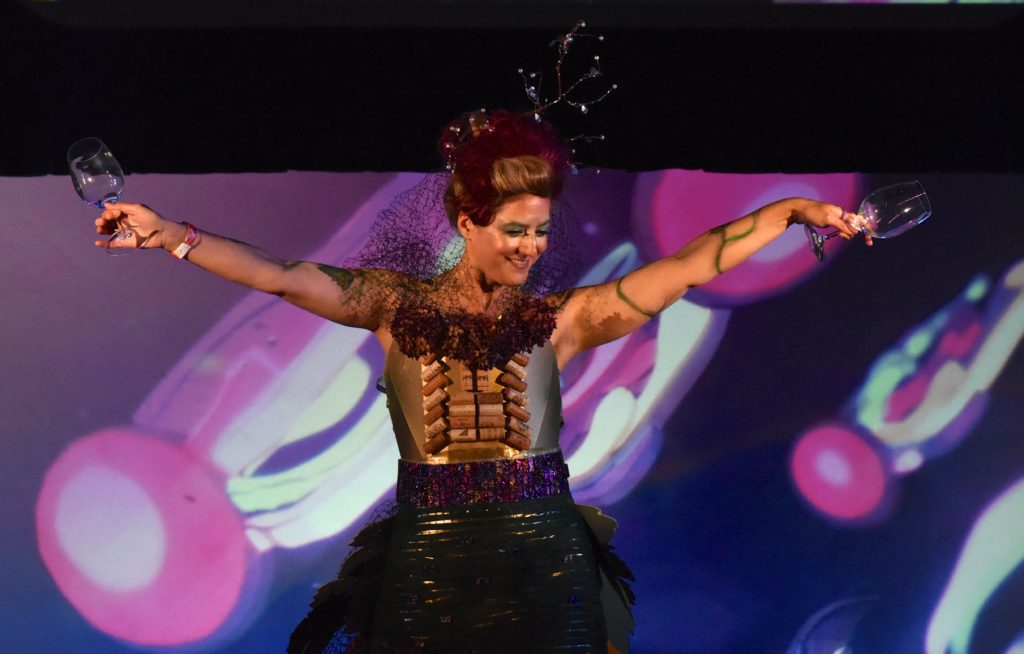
[30,169,857,648]
[7,170,1021,653]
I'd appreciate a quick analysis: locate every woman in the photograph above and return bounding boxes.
[95,110,865,653]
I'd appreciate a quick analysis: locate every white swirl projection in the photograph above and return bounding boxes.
[35,169,859,648]
[36,174,420,646]
[785,597,876,654]
[926,477,1024,654]
[561,242,727,504]
[1005,629,1024,654]
[790,259,1024,523]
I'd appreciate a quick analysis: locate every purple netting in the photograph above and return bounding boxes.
[345,173,581,296]
[343,173,582,367]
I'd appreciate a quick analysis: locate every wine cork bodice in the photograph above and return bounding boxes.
[384,342,563,463]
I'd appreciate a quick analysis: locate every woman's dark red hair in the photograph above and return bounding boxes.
[439,110,571,225]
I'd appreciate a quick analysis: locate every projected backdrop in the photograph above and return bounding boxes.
[2,169,1021,653]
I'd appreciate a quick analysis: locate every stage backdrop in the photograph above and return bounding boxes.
[2,170,1022,653]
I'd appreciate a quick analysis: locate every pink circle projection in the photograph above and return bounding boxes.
[631,170,863,306]
[790,423,888,521]
[36,429,248,646]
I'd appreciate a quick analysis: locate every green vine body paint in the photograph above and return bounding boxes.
[616,276,657,318]
[711,212,757,274]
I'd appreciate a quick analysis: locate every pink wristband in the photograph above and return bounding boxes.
[171,222,201,259]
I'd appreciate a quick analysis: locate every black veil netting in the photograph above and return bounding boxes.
[343,172,584,369]
[345,172,582,298]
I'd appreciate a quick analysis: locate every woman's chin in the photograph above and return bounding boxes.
[502,268,532,286]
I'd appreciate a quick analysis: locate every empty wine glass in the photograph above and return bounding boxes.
[805,180,932,263]
[68,137,134,255]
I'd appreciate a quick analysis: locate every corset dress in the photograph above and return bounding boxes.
[289,343,634,654]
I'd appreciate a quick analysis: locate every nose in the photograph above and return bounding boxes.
[519,234,538,256]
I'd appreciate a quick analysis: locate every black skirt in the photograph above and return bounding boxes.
[289,462,634,654]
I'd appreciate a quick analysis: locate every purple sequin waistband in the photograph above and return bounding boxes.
[396,450,571,508]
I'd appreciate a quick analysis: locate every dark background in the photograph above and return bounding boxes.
[2,0,1022,176]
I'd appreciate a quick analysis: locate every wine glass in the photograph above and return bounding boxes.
[67,137,133,255]
[805,181,932,263]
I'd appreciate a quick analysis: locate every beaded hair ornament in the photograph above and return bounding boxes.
[347,22,615,370]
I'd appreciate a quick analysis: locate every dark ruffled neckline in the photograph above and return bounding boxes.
[388,291,557,370]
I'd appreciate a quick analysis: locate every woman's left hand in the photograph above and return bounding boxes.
[794,199,873,247]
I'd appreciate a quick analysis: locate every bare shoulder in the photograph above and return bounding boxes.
[545,285,593,366]
[544,286,580,313]
[311,266,426,303]
[545,283,610,324]
[283,264,426,331]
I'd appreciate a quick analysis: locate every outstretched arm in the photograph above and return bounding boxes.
[96,202,393,331]
[550,198,862,366]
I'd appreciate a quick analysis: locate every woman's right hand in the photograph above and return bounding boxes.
[95,202,180,251]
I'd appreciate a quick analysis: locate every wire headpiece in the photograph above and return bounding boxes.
[517,20,617,121]
[441,21,616,176]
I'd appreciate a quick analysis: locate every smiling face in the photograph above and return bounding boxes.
[457,194,551,288]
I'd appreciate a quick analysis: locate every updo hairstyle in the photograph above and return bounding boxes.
[440,110,571,227]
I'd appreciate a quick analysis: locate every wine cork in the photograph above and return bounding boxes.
[504,433,531,451]
[449,429,477,443]
[425,417,449,439]
[460,367,491,391]
[421,360,446,382]
[423,403,446,425]
[424,433,451,454]
[449,414,505,429]
[496,372,526,393]
[502,387,528,407]
[421,373,450,397]
[507,418,531,438]
[423,387,447,411]
[449,392,503,405]
[449,428,506,442]
[511,353,529,366]
[504,403,530,423]
[448,403,503,417]
[477,427,504,441]
[502,360,526,380]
